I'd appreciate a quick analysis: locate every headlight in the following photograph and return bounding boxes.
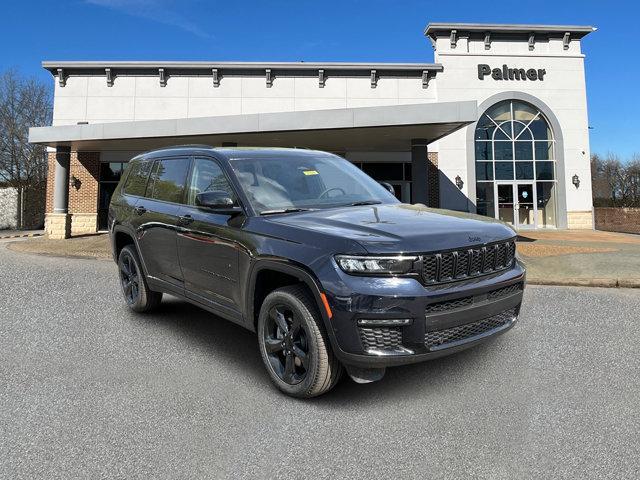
[334,255,418,274]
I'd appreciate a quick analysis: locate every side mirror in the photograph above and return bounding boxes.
[195,191,242,215]
[379,181,395,195]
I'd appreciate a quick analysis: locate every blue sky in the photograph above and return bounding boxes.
[1,0,637,158]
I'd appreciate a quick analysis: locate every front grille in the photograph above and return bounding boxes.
[359,327,402,350]
[420,240,516,285]
[424,308,517,350]
[488,282,523,300]
[425,296,473,314]
[424,282,523,316]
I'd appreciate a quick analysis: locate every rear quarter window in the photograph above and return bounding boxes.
[147,157,191,203]
[122,160,153,197]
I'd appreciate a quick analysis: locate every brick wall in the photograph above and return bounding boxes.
[68,152,100,214]
[595,207,640,234]
[427,152,440,208]
[45,151,100,214]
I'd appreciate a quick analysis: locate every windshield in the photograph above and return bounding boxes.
[229,154,399,214]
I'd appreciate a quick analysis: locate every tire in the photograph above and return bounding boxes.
[257,284,343,398]
[117,245,162,313]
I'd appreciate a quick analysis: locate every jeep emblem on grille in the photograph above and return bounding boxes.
[469,236,481,243]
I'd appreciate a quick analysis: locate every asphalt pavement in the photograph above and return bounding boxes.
[1,239,638,479]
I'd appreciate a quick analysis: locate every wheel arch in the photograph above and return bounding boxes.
[113,228,135,259]
[247,259,331,334]
[111,225,151,278]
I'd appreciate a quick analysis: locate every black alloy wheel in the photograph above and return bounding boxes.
[117,245,162,313]
[257,285,342,398]
[119,251,140,305]
[263,305,310,385]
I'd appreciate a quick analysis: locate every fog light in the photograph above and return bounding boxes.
[357,318,412,327]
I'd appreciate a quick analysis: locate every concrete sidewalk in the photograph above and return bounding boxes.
[516,230,640,287]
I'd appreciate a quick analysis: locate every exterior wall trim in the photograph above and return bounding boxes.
[465,91,568,229]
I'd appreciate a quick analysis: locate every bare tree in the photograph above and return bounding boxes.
[625,154,640,207]
[592,152,640,207]
[0,69,53,188]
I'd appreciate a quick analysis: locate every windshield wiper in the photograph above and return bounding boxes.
[259,208,313,216]
[345,200,382,206]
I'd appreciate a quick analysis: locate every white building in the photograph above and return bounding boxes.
[29,22,596,238]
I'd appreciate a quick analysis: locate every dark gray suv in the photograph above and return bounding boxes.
[108,146,525,398]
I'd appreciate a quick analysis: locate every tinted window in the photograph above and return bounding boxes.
[123,160,153,197]
[187,158,235,206]
[148,158,190,203]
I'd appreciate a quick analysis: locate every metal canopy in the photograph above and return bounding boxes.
[29,101,477,151]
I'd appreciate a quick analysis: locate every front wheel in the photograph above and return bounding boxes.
[118,245,162,313]
[257,285,342,398]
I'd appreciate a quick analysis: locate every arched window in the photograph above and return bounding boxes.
[474,100,557,228]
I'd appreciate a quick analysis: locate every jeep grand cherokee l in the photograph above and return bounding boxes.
[108,146,525,398]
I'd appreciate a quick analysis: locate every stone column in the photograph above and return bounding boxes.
[45,146,71,239]
[411,139,429,205]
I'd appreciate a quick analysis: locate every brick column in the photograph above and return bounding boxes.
[68,151,100,235]
[427,152,440,208]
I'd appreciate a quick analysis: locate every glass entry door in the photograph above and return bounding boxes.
[495,182,537,229]
[496,184,515,225]
[516,183,535,228]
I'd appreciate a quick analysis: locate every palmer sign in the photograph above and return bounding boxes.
[478,64,546,81]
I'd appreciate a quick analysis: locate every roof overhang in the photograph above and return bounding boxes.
[29,101,477,151]
[424,22,596,41]
[42,61,443,77]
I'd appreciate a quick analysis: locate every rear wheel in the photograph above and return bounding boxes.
[118,245,162,313]
[257,285,342,398]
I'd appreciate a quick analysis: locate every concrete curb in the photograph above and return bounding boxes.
[528,277,640,288]
[5,242,112,262]
[0,232,44,239]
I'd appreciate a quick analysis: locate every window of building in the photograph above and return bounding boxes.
[98,162,127,230]
[353,161,413,203]
[474,100,557,228]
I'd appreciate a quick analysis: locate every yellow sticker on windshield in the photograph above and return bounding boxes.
[303,170,319,176]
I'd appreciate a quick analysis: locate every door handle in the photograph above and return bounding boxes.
[134,205,146,215]
[178,214,194,226]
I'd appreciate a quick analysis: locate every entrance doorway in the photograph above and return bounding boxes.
[98,162,126,230]
[496,182,536,229]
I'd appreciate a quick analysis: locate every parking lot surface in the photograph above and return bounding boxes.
[1,241,638,479]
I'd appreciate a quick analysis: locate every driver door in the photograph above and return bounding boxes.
[177,157,242,312]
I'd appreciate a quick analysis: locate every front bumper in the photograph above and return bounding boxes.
[322,261,525,368]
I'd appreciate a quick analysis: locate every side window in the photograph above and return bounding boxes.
[122,160,153,197]
[147,157,190,203]
[187,158,236,206]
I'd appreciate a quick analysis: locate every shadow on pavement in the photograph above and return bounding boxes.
[144,296,497,406]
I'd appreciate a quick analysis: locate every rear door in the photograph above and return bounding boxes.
[134,156,191,291]
[176,156,242,312]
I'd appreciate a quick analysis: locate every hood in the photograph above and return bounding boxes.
[266,203,516,254]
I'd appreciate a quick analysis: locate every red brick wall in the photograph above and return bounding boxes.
[68,152,100,214]
[595,207,640,234]
[45,152,55,213]
[45,151,101,214]
[427,152,440,208]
